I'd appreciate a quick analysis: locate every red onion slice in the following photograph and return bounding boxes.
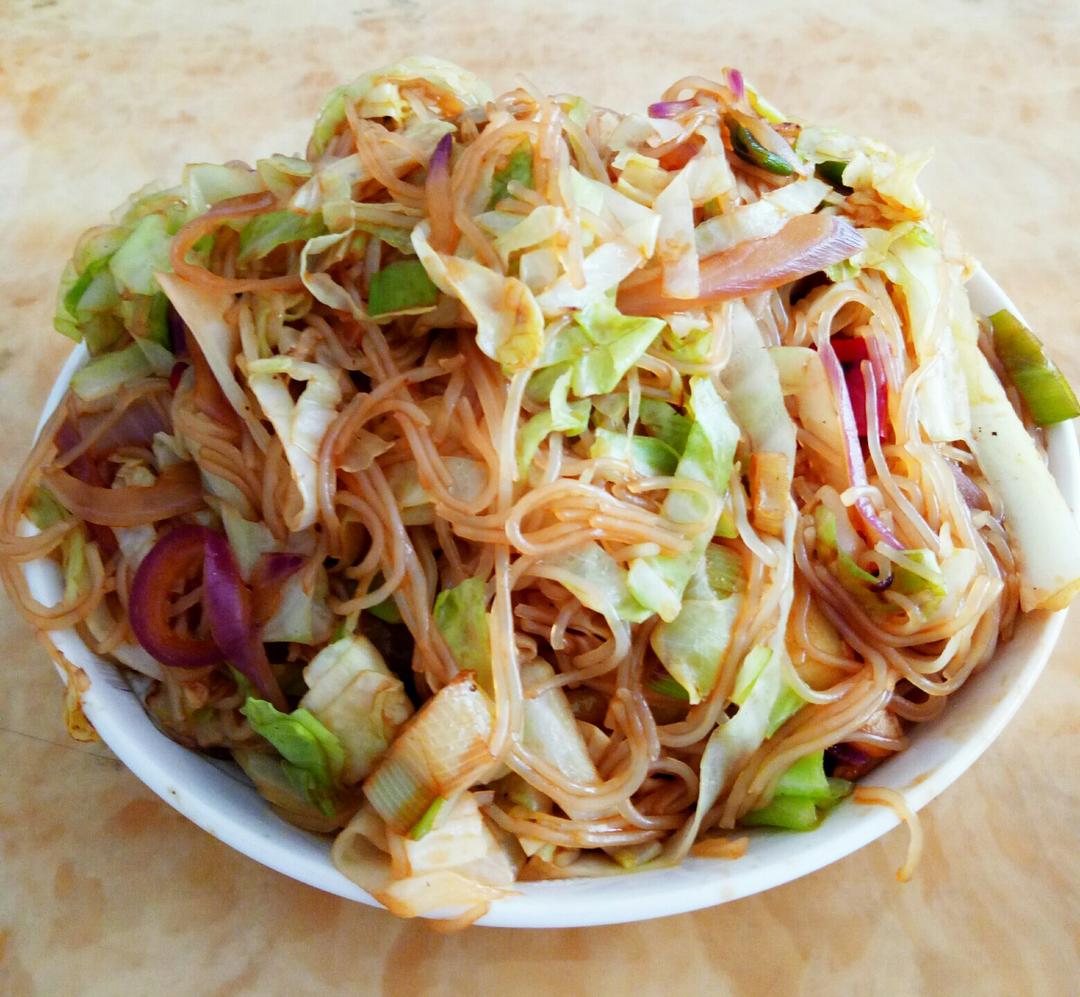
[726,68,745,102]
[128,526,287,707]
[203,531,287,709]
[169,361,189,391]
[426,133,457,253]
[130,525,220,668]
[43,463,204,528]
[618,214,866,316]
[819,341,903,549]
[648,99,695,119]
[254,551,305,588]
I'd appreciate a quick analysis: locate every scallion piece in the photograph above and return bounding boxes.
[774,750,831,800]
[727,117,795,176]
[742,795,820,831]
[407,796,447,840]
[648,675,691,701]
[989,309,1080,426]
[815,159,851,192]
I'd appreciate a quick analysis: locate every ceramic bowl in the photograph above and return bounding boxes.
[22,268,1077,927]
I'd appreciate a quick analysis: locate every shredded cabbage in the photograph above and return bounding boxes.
[246,356,343,531]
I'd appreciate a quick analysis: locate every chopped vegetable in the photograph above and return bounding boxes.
[650,560,743,702]
[490,143,534,207]
[815,159,851,191]
[704,544,744,596]
[742,795,819,831]
[741,751,852,830]
[407,796,448,840]
[989,309,1080,426]
[433,578,493,694]
[237,210,326,264]
[242,696,346,817]
[363,673,494,834]
[749,451,789,538]
[618,214,865,316]
[367,597,402,624]
[638,398,692,454]
[539,298,665,398]
[367,259,440,317]
[629,378,740,621]
[246,356,342,532]
[519,660,600,815]
[300,635,414,783]
[71,344,155,401]
[726,112,796,176]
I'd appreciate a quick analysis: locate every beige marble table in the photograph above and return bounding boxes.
[2,2,1079,993]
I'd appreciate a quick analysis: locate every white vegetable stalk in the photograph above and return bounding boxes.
[952,289,1080,610]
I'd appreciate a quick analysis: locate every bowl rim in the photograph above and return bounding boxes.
[20,266,1078,928]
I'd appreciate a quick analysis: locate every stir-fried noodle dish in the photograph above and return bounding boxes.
[4,58,1079,923]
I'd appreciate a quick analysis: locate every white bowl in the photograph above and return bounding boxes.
[23,269,1078,928]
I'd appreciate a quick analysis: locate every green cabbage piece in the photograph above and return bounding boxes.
[182,163,264,220]
[490,143,534,207]
[705,544,744,597]
[70,343,154,401]
[246,356,343,531]
[367,594,402,624]
[58,269,124,353]
[307,57,493,160]
[261,567,332,645]
[412,223,544,370]
[433,577,493,694]
[298,230,366,318]
[589,428,680,477]
[367,259,439,317]
[741,750,852,830]
[648,674,690,701]
[299,635,414,784]
[695,178,827,258]
[650,555,743,703]
[637,398,692,454]
[56,188,187,353]
[221,504,277,582]
[241,696,346,816]
[517,370,591,475]
[892,549,946,599]
[628,378,739,621]
[724,300,796,463]
[256,155,313,199]
[108,214,173,296]
[237,210,326,264]
[530,541,651,624]
[539,298,665,397]
[520,660,600,804]
[664,644,782,857]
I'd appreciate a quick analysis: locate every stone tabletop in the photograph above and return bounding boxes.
[1,2,1078,993]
